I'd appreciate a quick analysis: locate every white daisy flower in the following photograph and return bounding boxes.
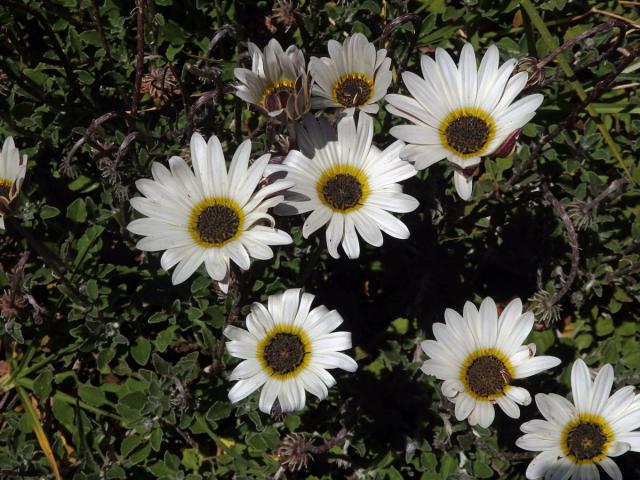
[234,39,310,122]
[224,288,358,413]
[385,43,544,200]
[309,32,392,114]
[0,136,28,231]
[420,297,561,428]
[517,359,640,480]
[127,133,293,291]
[271,112,419,259]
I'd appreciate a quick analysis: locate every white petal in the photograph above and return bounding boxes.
[599,458,622,480]
[313,352,358,372]
[361,206,410,239]
[453,171,473,201]
[590,364,614,415]
[473,401,495,428]
[341,216,360,259]
[571,359,592,413]
[615,432,640,452]
[515,356,561,378]
[303,206,332,238]
[506,386,532,406]
[258,379,281,413]
[229,359,262,380]
[313,331,352,352]
[171,248,205,284]
[524,450,562,479]
[516,434,559,451]
[535,393,576,427]
[228,372,268,403]
[455,393,475,420]
[325,214,344,259]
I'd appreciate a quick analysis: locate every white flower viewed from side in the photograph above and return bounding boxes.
[0,136,28,230]
[309,32,392,114]
[517,359,640,480]
[224,288,358,413]
[127,133,293,291]
[420,297,561,428]
[234,39,309,121]
[386,43,544,200]
[271,112,419,259]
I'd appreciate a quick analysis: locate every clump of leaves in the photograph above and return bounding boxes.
[0,0,639,479]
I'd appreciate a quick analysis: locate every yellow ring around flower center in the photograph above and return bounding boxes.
[187,196,245,248]
[561,413,614,464]
[438,107,496,159]
[332,72,374,107]
[257,323,312,380]
[316,164,370,213]
[259,79,296,107]
[459,347,515,401]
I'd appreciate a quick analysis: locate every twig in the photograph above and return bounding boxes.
[169,63,193,138]
[537,19,627,69]
[90,0,112,59]
[62,112,119,177]
[305,427,349,454]
[520,2,636,184]
[130,0,145,118]
[584,178,629,211]
[6,220,92,310]
[590,7,640,28]
[6,251,30,310]
[542,183,580,307]
[506,47,639,189]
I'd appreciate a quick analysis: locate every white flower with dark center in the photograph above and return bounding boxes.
[127,133,293,291]
[224,288,358,413]
[309,33,392,114]
[517,359,640,480]
[271,112,419,259]
[385,43,544,200]
[234,39,309,121]
[0,137,27,231]
[420,297,561,428]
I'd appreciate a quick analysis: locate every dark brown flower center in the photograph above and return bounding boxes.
[196,205,240,244]
[322,174,363,211]
[0,180,11,199]
[333,74,373,107]
[465,355,510,398]
[566,423,607,461]
[444,115,490,155]
[264,333,307,375]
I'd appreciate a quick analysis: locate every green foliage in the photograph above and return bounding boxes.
[0,0,639,479]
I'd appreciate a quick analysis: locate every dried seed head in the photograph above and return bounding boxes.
[265,0,299,33]
[515,56,545,89]
[528,290,561,329]
[142,65,181,107]
[567,201,595,230]
[277,433,313,472]
[1,290,26,320]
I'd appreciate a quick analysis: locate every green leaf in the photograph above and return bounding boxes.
[78,384,108,407]
[154,325,177,353]
[52,396,75,432]
[66,198,87,223]
[33,370,53,403]
[131,337,152,366]
[40,206,61,219]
